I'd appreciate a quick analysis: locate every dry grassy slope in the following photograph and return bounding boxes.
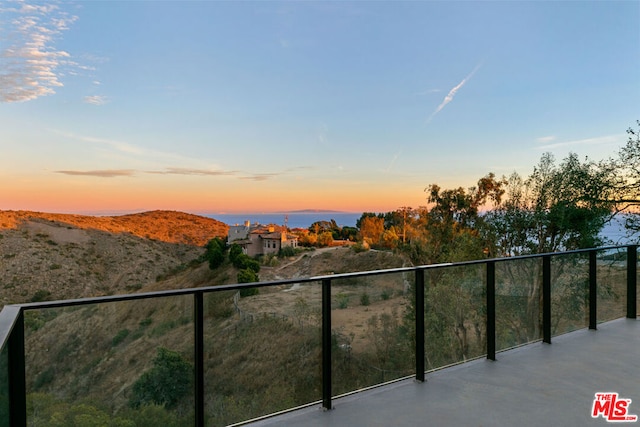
[0,210,229,306]
[0,210,228,246]
[23,246,409,416]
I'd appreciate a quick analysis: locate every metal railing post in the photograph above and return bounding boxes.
[415,269,425,382]
[589,250,597,330]
[194,292,204,427]
[628,245,637,319]
[8,309,26,427]
[542,255,551,344]
[486,261,496,360]
[321,278,332,410]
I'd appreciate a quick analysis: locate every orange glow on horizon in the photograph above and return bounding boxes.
[0,178,429,215]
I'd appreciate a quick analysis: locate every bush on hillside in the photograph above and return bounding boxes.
[129,347,192,409]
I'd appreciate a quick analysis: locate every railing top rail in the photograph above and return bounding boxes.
[0,305,22,353]
[2,244,636,313]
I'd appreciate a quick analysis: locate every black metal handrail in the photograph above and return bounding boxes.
[0,245,637,426]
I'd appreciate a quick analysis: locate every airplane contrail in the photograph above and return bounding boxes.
[427,63,482,123]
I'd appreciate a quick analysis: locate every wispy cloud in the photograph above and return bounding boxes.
[146,167,238,176]
[415,88,441,96]
[427,62,482,123]
[385,151,402,173]
[536,134,624,150]
[240,173,280,181]
[83,95,108,105]
[55,165,316,182]
[0,1,78,102]
[51,129,213,167]
[55,169,135,178]
[50,130,145,155]
[536,135,557,143]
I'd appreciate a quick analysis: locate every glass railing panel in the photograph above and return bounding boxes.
[550,252,588,336]
[0,342,9,427]
[203,284,321,426]
[495,258,541,350]
[636,247,640,317]
[597,248,628,322]
[424,264,486,369]
[331,270,412,394]
[24,296,194,426]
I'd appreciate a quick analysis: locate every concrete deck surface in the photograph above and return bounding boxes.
[249,318,639,427]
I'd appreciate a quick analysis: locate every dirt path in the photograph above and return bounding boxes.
[276,246,343,271]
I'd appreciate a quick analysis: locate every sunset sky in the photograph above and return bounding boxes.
[1,1,638,215]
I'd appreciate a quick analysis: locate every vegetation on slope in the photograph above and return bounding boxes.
[0,211,228,307]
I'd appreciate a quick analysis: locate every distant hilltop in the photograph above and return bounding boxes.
[0,210,228,246]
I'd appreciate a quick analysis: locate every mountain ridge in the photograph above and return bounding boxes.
[0,209,228,246]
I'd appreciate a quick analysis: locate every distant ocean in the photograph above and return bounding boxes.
[600,216,636,245]
[207,212,361,229]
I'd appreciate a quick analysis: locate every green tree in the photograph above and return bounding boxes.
[338,226,358,241]
[238,269,258,284]
[229,243,244,263]
[484,153,614,256]
[129,347,193,409]
[205,237,227,269]
[238,268,259,296]
[233,254,260,273]
[208,247,225,269]
[481,153,617,341]
[613,120,640,238]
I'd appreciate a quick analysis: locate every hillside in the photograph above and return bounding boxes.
[0,210,413,425]
[0,210,228,246]
[0,210,228,306]
[23,246,411,425]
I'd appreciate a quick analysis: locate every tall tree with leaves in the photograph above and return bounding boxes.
[613,120,640,239]
[482,153,618,342]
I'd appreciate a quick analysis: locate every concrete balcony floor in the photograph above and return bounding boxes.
[250,318,639,427]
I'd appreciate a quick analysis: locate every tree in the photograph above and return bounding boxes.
[481,153,617,342]
[205,237,227,269]
[229,243,243,263]
[338,226,358,241]
[238,268,259,297]
[358,216,384,246]
[484,153,614,256]
[614,120,640,237]
[129,348,193,409]
[316,231,334,247]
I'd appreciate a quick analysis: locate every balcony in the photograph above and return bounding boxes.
[250,318,639,427]
[1,245,638,426]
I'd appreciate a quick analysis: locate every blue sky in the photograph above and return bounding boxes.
[0,1,638,214]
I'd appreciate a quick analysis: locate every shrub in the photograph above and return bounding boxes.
[239,287,259,297]
[229,244,243,263]
[336,293,349,309]
[233,254,260,273]
[237,268,258,283]
[360,292,370,306]
[129,348,193,409]
[351,241,370,253]
[30,289,51,302]
[112,329,130,347]
[278,246,297,257]
[34,367,55,389]
[208,246,225,270]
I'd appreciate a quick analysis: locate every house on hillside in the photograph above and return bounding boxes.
[228,220,252,243]
[228,222,298,257]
